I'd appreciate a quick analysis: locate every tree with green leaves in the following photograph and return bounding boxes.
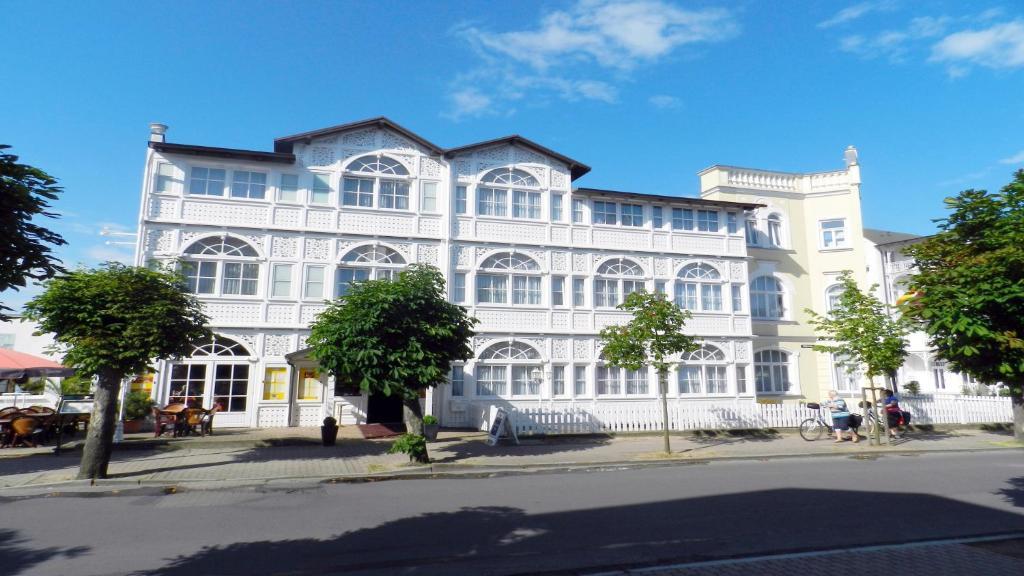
[24,263,210,479]
[0,145,67,320]
[599,291,700,454]
[903,170,1024,440]
[805,270,911,393]
[307,265,477,462]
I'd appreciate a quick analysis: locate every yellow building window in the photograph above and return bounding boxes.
[263,367,289,401]
[298,368,321,401]
[130,373,155,394]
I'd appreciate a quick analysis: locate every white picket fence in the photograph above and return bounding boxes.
[483,395,1014,436]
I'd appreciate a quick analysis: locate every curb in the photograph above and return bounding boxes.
[2,444,1018,496]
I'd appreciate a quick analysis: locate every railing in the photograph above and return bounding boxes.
[454,395,1014,436]
[0,394,57,409]
[885,260,916,275]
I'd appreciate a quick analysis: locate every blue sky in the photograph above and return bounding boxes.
[2,0,1023,309]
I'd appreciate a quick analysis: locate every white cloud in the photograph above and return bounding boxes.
[444,88,494,121]
[818,1,897,29]
[446,1,737,118]
[999,150,1024,164]
[838,16,950,62]
[466,0,738,71]
[648,94,681,109]
[931,20,1024,70]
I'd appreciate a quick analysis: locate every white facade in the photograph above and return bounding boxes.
[134,118,759,429]
[865,234,985,395]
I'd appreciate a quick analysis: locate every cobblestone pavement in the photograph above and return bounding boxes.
[591,537,1024,576]
[0,426,1018,489]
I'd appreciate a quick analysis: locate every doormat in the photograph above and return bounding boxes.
[357,423,406,439]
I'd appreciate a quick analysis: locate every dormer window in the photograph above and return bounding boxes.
[477,168,542,220]
[342,155,410,210]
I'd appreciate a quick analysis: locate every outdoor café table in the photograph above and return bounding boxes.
[154,403,188,437]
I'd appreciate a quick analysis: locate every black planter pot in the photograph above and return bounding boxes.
[321,425,339,446]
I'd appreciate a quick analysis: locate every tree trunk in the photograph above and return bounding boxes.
[1011,383,1024,442]
[401,395,429,463]
[659,370,671,454]
[77,369,122,480]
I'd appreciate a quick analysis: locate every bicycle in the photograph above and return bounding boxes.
[799,402,871,441]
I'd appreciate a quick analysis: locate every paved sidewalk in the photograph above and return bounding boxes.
[590,536,1024,576]
[0,426,1019,490]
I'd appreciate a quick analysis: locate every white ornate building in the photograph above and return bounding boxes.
[134,118,762,428]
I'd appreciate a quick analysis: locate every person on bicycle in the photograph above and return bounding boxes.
[883,389,902,439]
[824,390,858,443]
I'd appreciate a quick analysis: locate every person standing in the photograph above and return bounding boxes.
[883,389,902,439]
[824,390,858,443]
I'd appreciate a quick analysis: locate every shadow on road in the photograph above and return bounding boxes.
[0,529,89,575]
[129,488,1024,576]
[999,477,1024,509]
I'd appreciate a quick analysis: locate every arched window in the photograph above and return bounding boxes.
[678,345,728,395]
[751,276,785,319]
[766,214,783,248]
[674,263,723,312]
[475,341,542,397]
[342,154,410,210]
[336,245,406,297]
[180,236,260,296]
[191,335,251,357]
[745,216,760,247]
[596,352,649,396]
[478,167,541,219]
[476,252,542,305]
[169,335,251,412]
[184,237,259,257]
[754,349,791,393]
[825,284,844,312]
[594,258,645,308]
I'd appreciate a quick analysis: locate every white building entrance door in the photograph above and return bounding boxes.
[166,335,254,428]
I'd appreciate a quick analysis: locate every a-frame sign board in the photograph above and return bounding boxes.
[486,407,519,446]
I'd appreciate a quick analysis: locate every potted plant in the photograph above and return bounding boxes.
[123,391,155,434]
[422,415,440,442]
[321,416,339,446]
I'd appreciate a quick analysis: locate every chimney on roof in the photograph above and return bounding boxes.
[844,145,858,167]
[149,122,168,143]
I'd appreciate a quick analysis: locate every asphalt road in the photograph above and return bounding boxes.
[2,451,1023,576]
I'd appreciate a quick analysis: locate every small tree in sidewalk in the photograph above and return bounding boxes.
[805,270,911,395]
[600,291,700,454]
[24,263,210,480]
[307,265,476,463]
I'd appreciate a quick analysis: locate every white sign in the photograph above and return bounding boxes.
[487,407,519,446]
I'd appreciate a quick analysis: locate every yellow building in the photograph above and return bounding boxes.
[699,147,868,403]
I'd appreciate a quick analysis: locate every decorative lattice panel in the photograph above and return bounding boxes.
[476,221,546,244]
[257,405,289,428]
[266,304,296,325]
[148,197,178,219]
[300,305,326,325]
[304,238,331,261]
[203,303,261,324]
[338,212,416,236]
[181,202,268,227]
[273,208,301,228]
[306,210,335,230]
[271,237,298,259]
[263,334,295,357]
